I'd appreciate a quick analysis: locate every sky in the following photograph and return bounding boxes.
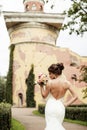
[0,0,87,76]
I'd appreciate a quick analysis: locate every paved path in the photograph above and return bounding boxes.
[12,108,87,130]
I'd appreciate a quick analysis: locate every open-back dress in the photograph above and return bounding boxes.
[45,94,65,130]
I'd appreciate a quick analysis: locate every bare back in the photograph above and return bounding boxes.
[48,77,69,100]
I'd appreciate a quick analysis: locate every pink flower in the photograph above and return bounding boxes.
[37,73,48,86]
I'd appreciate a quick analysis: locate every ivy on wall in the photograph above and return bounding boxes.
[6,44,15,104]
[26,64,36,107]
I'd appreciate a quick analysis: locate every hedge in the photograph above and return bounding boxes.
[68,104,87,107]
[38,104,87,121]
[0,102,11,130]
[38,104,45,114]
[65,107,87,121]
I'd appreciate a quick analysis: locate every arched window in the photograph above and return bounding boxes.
[18,93,23,107]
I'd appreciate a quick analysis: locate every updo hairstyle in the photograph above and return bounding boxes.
[48,63,64,75]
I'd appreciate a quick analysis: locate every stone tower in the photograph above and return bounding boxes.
[4,0,65,107]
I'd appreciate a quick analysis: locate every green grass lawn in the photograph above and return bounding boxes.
[64,118,87,126]
[33,110,87,126]
[11,118,25,130]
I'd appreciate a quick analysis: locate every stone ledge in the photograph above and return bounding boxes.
[3,11,65,29]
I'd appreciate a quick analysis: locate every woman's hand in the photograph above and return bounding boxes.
[37,73,48,86]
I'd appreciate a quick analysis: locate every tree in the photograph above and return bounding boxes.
[63,0,87,35]
[26,64,36,107]
[62,0,87,98]
[44,0,87,35]
[6,44,15,104]
[79,65,87,98]
[0,76,6,102]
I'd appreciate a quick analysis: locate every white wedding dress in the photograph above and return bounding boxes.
[45,94,65,130]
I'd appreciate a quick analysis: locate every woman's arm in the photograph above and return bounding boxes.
[38,73,50,98]
[64,82,78,107]
[40,83,50,98]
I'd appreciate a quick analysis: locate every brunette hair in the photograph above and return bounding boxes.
[48,63,64,75]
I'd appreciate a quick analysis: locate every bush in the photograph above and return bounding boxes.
[0,77,6,102]
[65,107,87,121]
[0,102,11,130]
[38,104,45,114]
[68,104,87,107]
[38,103,87,122]
[38,104,87,122]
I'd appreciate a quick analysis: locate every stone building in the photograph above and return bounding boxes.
[3,0,87,107]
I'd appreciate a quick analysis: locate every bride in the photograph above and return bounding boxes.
[38,63,78,130]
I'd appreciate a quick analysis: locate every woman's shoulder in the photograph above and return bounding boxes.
[47,79,53,87]
[64,80,72,89]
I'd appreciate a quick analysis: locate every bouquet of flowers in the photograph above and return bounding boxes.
[37,73,48,86]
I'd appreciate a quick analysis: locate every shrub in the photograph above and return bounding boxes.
[38,104,45,114]
[68,104,87,107]
[65,107,87,121]
[0,77,6,102]
[38,104,87,122]
[0,102,11,130]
